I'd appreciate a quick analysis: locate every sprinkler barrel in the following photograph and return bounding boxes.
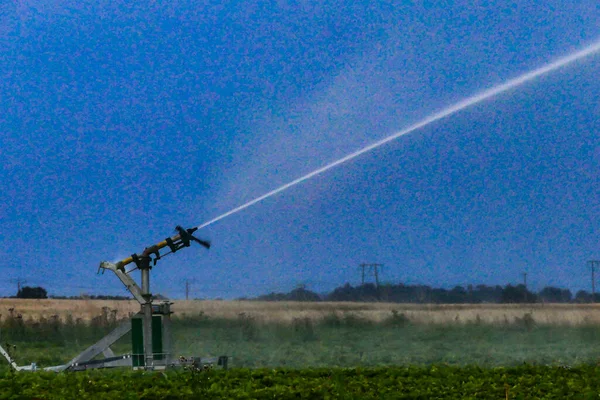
[105,226,210,271]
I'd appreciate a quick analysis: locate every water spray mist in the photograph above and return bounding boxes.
[197,39,600,230]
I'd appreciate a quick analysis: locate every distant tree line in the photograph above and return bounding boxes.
[5,284,597,303]
[250,283,598,304]
[16,286,48,299]
[49,294,131,300]
[1,286,130,300]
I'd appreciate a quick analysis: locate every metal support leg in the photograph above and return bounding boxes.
[142,303,153,368]
[162,303,172,366]
[140,268,154,369]
[62,318,133,371]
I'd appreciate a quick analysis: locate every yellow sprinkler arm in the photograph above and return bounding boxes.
[98,226,210,303]
[108,225,211,271]
[115,236,179,270]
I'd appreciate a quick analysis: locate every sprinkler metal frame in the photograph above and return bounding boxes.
[0,226,227,372]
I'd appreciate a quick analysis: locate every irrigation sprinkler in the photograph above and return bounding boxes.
[0,226,228,372]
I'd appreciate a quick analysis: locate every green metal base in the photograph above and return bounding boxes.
[131,315,163,367]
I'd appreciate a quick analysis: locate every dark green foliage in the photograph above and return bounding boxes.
[16,286,47,299]
[49,295,131,300]
[254,286,322,301]
[386,310,410,327]
[574,290,600,303]
[270,282,542,303]
[575,290,593,303]
[1,365,600,399]
[501,284,537,303]
[250,281,590,304]
[539,287,573,303]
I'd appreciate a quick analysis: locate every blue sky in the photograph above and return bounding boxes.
[1,1,600,299]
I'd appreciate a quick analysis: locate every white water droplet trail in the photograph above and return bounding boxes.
[197,39,600,230]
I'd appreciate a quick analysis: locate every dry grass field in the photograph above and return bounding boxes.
[1,299,600,325]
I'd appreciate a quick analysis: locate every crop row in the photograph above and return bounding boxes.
[1,365,599,399]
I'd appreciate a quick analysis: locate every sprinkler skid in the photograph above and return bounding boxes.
[96,225,218,371]
[1,225,227,372]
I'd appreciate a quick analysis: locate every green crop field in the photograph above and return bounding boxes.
[2,365,600,399]
[172,313,600,368]
[3,312,600,369]
[2,311,600,398]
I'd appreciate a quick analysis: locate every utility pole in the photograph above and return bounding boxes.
[184,278,198,300]
[589,261,600,302]
[359,263,383,288]
[359,263,383,301]
[522,272,528,302]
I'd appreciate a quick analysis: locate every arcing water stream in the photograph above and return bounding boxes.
[197,39,600,230]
